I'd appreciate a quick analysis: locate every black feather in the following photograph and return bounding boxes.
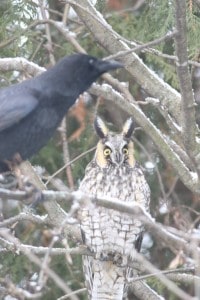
[0,54,122,171]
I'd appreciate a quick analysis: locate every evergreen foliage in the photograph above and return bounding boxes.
[0,1,199,299]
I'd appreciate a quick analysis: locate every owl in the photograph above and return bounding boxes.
[78,117,150,300]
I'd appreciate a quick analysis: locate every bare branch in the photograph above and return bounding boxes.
[146,47,200,68]
[1,186,199,257]
[68,0,182,126]
[130,281,165,300]
[105,30,177,61]
[0,229,80,299]
[18,161,82,242]
[144,97,182,137]
[0,278,43,299]
[45,146,96,186]
[90,83,200,193]
[59,118,74,189]
[57,288,87,300]
[129,250,194,300]
[167,273,199,285]
[0,237,87,256]
[174,0,198,163]
[38,0,55,65]
[0,57,45,77]
[0,212,48,228]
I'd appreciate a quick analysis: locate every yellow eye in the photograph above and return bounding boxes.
[123,147,129,155]
[104,147,111,156]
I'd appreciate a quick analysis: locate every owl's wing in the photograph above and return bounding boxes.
[135,231,144,252]
[82,255,93,299]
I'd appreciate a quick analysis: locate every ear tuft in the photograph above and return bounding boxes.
[94,116,108,139]
[122,118,134,138]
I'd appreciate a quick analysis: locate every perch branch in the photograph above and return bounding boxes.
[174,0,199,169]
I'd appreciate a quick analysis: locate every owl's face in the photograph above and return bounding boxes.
[94,117,135,168]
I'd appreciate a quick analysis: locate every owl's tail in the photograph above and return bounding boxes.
[83,256,126,300]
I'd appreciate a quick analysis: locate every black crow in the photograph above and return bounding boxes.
[0,54,122,171]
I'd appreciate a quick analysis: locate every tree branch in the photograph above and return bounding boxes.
[105,30,177,60]
[68,0,182,126]
[174,0,199,166]
[130,281,164,300]
[1,186,199,257]
[0,229,80,299]
[90,83,200,193]
[129,249,194,300]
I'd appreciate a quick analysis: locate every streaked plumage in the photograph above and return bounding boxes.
[79,117,150,299]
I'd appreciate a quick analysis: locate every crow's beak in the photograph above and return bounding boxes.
[97,59,123,73]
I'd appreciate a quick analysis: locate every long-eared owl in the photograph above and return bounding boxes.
[78,117,150,300]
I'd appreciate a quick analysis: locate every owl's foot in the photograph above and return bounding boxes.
[99,251,126,267]
[99,251,115,261]
[112,252,124,266]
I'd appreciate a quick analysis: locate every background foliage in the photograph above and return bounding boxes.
[0,1,200,299]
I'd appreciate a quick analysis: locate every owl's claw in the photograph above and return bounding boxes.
[98,251,126,267]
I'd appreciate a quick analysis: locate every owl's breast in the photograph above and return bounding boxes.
[79,163,150,209]
[79,163,150,257]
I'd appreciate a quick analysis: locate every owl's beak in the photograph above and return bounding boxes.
[111,152,124,166]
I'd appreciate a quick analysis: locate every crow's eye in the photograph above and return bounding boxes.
[89,59,94,65]
[104,147,111,156]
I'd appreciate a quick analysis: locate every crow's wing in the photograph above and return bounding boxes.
[0,91,38,132]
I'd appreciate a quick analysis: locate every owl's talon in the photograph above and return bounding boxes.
[98,251,124,266]
[99,251,111,261]
[113,253,123,266]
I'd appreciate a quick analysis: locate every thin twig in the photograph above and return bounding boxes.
[39,0,55,65]
[128,267,195,283]
[133,137,167,202]
[129,248,194,300]
[104,31,177,61]
[59,118,74,189]
[146,47,200,68]
[45,146,96,186]
[0,229,79,298]
[57,288,87,300]
[0,212,48,228]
